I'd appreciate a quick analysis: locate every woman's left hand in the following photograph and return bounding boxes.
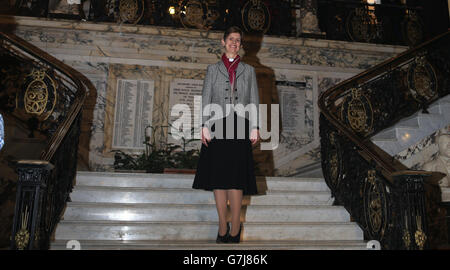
[250,129,260,145]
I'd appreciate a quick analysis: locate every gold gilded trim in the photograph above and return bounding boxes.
[18,68,57,121]
[24,70,49,116]
[180,0,206,29]
[403,229,411,248]
[407,55,438,103]
[341,88,373,135]
[119,0,144,24]
[15,206,30,250]
[415,216,426,250]
[241,0,271,34]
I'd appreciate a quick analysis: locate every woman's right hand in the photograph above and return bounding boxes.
[201,127,211,147]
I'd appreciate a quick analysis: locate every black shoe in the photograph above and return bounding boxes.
[227,223,242,244]
[216,222,230,244]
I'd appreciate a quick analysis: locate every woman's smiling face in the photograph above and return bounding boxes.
[222,32,241,56]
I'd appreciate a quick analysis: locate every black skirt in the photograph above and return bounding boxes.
[192,112,258,195]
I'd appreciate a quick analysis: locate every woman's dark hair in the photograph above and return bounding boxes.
[223,26,244,41]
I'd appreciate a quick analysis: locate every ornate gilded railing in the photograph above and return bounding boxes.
[0,31,93,249]
[318,30,450,250]
[318,0,427,46]
[3,0,445,46]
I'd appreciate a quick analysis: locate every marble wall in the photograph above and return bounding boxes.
[394,125,450,171]
[1,16,407,175]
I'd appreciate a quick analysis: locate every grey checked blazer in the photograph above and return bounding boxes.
[201,60,259,130]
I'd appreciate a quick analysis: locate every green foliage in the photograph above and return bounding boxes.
[113,125,200,173]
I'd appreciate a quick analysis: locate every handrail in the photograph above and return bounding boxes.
[318,30,450,183]
[0,31,95,161]
[318,30,449,249]
[0,30,96,250]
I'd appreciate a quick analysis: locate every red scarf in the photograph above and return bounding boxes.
[221,53,240,87]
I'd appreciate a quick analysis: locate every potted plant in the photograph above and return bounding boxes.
[163,125,200,174]
[112,125,200,174]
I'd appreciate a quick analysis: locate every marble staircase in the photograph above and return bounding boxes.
[50,172,367,250]
[371,94,450,156]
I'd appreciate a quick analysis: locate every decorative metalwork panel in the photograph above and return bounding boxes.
[17,69,57,121]
[11,164,51,250]
[10,113,81,250]
[1,38,79,138]
[402,10,424,47]
[204,0,220,28]
[241,0,271,33]
[1,27,87,250]
[318,0,432,46]
[118,0,145,24]
[346,6,380,43]
[15,206,31,250]
[363,170,389,241]
[179,0,208,29]
[323,130,343,192]
[5,0,446,45]
[340,88,373,136]
[407,55,438,103]
[392,174,430,250]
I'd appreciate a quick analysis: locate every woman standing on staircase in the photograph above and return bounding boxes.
[192,26,260,244]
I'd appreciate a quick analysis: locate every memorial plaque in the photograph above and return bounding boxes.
[277,81,307,134]
[274,79,314,166]
[112,79,154,150]
[168,78,203,151]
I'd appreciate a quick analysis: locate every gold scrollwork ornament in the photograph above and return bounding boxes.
[404,10,424,47]
[364,170,387,240]
[180,0,207,29]
[367,174,382,233]
[248,5,265,30]
[15,206,30,250]
[415,216,426,250]
[242,0,270,33]
[407,55,438,103]
[15,229,30,250]
[24,70,49,116]
[367,169,376,185]
[403,230,411,248]
[342,88,373,135]
[415,229,426,250]
[119,0,144,24]
[20,68,57,121]
[402,214,412,249]
[327,132,340,187]
[329,152,338,183]
[349,8,370,42]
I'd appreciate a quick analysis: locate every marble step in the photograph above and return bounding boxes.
[69,186,334,206]
[75,171,329,192]
[372,114,445,142]
[54,220,364,241]
[63,202,350,223]
[372,124,448,156]
[50,240,368,250]
[371,95,450,156]
[288,162,324,178]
